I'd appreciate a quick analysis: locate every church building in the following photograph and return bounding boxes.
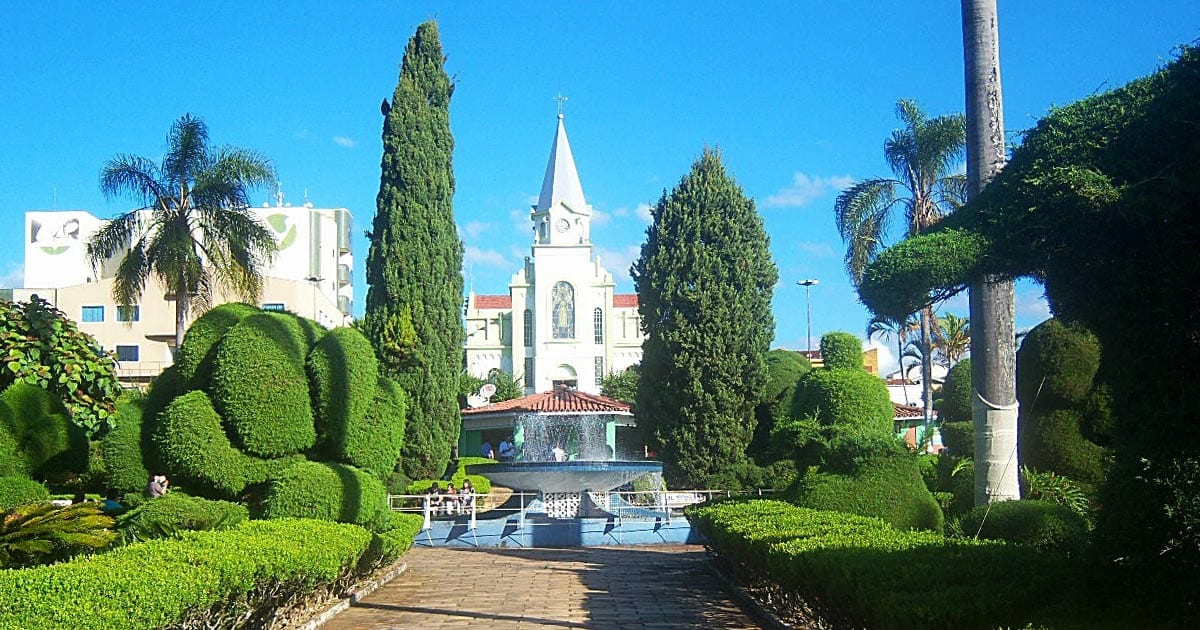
[463,114,644,395]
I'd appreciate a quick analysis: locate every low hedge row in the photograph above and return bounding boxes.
[687,499,1072,629]
[0,518,391,630]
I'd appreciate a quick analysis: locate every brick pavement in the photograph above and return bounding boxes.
[320,545,763,629]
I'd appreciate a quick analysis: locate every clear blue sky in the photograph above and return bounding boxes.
[2,2,1197,373]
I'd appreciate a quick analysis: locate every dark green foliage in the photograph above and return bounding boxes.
[100,393,150,495]
[935,358,972,423]
[0,519,376,629]
[307,327,380,458]
[0,297,121,438]
[1022,409,1108,493]
[633,149,777,488]
[362,20,464,480]
[938,421,974,457]
[688,499,1070,629]
[0,476,49,511]
[1022,466,1093,525]
[262,461,390,532]
[1018,319,1101,407]
[820,332,863,370]
[343,376,408,477]
[0,502,115,569]
[750,350,810,460]
[791,369,893,438]
[153,391,274,496]
[961,500,1088,556]
[786,451,944,532]
[116,493,248,543]
[600,364,641,404]
[173,302,261,386]
[211,313,315,457]
[0,383,89,479]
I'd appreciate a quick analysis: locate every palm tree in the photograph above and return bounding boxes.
[87,114,277,349]
[962,0,1019,503]
[867,313,919,404]
[935,312,971,366]
[835,99,966,423]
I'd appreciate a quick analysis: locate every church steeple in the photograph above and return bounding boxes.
[532,113,592,245]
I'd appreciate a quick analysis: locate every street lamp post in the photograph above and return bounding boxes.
[797,279,819,353]
[305,276,323,323]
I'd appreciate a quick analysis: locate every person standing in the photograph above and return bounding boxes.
[498,435,516,462]
[481,439,494,459]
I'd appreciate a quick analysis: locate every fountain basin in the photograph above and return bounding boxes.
[467,460,661,493]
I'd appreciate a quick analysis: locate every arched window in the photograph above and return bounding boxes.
[523,309,533,346]
[551,281,575,339]
[593,307,604,344]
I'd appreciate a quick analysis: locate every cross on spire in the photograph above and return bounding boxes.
[553,93,568,117]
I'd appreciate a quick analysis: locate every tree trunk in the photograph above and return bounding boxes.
[962,0,1020,504]
[920,306,934,425]
[175,288,188,355]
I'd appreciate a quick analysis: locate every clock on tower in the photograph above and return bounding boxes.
[554,218,571,234]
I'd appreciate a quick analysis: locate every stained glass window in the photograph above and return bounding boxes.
[552,281,574,339]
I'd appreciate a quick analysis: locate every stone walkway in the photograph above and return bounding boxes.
[321,545,763,629]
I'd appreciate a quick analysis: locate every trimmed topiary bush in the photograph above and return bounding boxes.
[0,476,50,511]
[101,393,150,495]
[0,383,89,479]
[210,314,315,457]
[938,421,974,457]
[820,332,864,370]
[1018,319,1101,407]
[262,461,390,532]
[751,349,812,460]
[935,358,972,423]
[342,376,408,477]
[786,451,944,532]
[1021,409,1108,493]
[960,499,1088,555]
[792,369,893,437]
[117,493,249,542]
[173,302,261,386]
[307,327,380,462]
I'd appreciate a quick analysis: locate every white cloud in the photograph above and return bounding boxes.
[1016,289,1051,325]
[590,207,609,227]
[635,202,653,223]
[796,241,836,259]
[595,245,641,283]
[1,263,23,288]
[462,221,489,241]
[464,245,507,269]
[293,128,310,139]
[332,136,356,148]
[764,172,854,208]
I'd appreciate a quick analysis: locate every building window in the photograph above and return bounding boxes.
[551,281,574,339]
[593,308,604,344]
[524,358,534,388]
[116,305,140,322]
[81,306,104,322]
[262,303,286,312]
[523,309,533,346]
[594,356,604,386]
[115,345,139,362]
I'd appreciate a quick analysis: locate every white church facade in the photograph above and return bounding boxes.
[463,115,644,395]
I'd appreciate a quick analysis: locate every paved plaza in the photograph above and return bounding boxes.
[320,545,763,629]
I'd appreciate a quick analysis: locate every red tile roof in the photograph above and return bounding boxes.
[474,294,511,309]
[613,294,638,308]
[462,388,632,415]
[893,403,925,419]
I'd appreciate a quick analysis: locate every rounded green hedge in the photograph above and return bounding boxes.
[960,499,1088,555]
[0,475,50,511]
[786,452,945,532]
[936,358,973,423]
[820,332,864,370]
[173,302,261,385]
[341,376,408,477]
[306,327,379,461]
[0,383,88,478]
[100,392,151,495]
[1017,318,1101,407]
[1019,408,1108,493]
[153,390,269,497]
[116,493,249,542]
[792,369,893,437]
[262,461,390,532]
[211,314,315,457]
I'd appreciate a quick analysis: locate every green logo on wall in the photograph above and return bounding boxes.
[267,214,296,250]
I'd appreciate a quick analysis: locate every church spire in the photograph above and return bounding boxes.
[534,113,590,218]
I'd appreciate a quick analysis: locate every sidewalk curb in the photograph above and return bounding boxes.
[300,558,409,629]
[702,557,795,630]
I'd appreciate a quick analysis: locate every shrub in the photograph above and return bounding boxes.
[1022,466,1093,524]
[0,383,89,478]
[1021,408,1108,493]
[751,349,812,460]
[374,511,424,564]
[101,393,150,495]
[786,451,944,532]
[341,376,409,478]
[938,421,974,457]
[0,519,375,630]
[1017,319,1101,407]
[960,499,1089,555]
[173,302,261,385]
[117,493,248,543]
[820,332,864,370]
[0,502,115,568]
[0,476,50,511]
[792,369,893,437]
[307,326,379,459]
[935,358,972,423]
[153,391,271,497]
[262,461,390,532]
[210,313,315,457]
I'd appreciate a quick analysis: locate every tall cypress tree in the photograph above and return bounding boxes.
[632,149,778,488]
[363,20,463,480]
